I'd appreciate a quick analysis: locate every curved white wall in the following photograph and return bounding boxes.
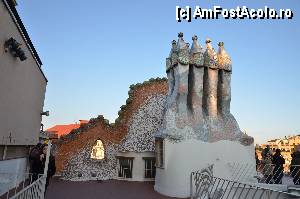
[154,139,256,198]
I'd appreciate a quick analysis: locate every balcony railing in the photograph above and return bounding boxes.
[0,141,52,199]
[190,172,295,199]
[190,163,300,199]
[0,173,43,199]
[228,162,300,185]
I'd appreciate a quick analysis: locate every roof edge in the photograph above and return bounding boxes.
[3,0,48,82]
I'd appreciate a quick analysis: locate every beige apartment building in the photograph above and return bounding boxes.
[256,135,300,171]
[0,0,47,194]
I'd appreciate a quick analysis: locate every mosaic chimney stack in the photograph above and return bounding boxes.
[155,33,256,198]
[217,41,232,115]
[158,32,253,145]
[189,35,205,122]
[203,38,218,119]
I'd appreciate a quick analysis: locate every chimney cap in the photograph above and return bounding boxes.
[206,38,212,44]
[218,42,224,47]
[217,41,232,71]
[190,35,203,54]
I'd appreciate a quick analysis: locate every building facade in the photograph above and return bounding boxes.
[55,33,256,198]
[257,135,300,171]
[55,78,167,182]
[45,120,88,142]
[0,0,47,195]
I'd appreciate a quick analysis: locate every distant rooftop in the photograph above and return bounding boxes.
[46,120,88,138]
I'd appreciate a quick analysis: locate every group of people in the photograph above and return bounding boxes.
[29,143,56,190]
[259,145,300,185]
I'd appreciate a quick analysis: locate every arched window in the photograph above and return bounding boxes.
[91,139,105,159]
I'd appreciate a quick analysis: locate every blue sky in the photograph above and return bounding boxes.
[17,0,300,144]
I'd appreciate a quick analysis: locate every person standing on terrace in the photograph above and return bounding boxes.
[29,143,43,182]
[262,145,271,160]
[291,145,300,185]
[272,149,285,184]
[260,145,273,183]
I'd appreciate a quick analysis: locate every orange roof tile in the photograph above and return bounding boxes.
[46,124,81,137]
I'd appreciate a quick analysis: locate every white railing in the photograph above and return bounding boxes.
[0,173,41,198]
[190,172,296,199]
[190,163,300,199]
[1,141,52,199]
[9,175,46,199]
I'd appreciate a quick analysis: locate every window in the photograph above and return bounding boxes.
[117,157,134,178]
[91,139,105,160]
[143,157,156,178]
[155,138,164,168]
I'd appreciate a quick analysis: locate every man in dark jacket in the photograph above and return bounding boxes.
[272,149,285,184]
[29,143,43,182]
[291,145,300,185]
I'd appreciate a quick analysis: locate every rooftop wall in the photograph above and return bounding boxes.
[55,78,168,177]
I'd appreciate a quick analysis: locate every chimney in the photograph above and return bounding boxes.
[79,120,88,125]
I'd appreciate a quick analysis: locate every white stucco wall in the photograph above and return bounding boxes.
[154,139,256,198]
[0,1,47,146]
[116,151,155,181]
[0,158,28,196]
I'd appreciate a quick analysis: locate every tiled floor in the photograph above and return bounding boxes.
[45,177,187,199]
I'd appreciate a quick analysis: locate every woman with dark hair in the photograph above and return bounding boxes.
[272,149,285,184]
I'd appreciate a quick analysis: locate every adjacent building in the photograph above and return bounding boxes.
[45,120,88,141]
[55,34,255,198]
[256,135,300,171]
[56,33,257,198]
[0,0,47,195]
[55,78,167,182]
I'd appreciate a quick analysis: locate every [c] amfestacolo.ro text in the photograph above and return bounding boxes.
[176,5,294,22]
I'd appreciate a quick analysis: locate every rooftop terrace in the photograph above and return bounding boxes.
[45,177,187,199]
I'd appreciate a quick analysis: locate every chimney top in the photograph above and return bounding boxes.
[218,42,224,47]
[178,32,184,38]
[206,38,212,44]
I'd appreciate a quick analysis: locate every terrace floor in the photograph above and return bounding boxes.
[45,177,187,199]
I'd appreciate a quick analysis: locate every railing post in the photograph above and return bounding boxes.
[41,140,51,199]
[190,172,193,199]
[43,141,51,176]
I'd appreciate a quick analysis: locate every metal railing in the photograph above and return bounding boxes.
[1,141,52,199]
[8,175,46,199]
[227,162,300,185]
[190,172,296,199]
[0,173,42,199]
